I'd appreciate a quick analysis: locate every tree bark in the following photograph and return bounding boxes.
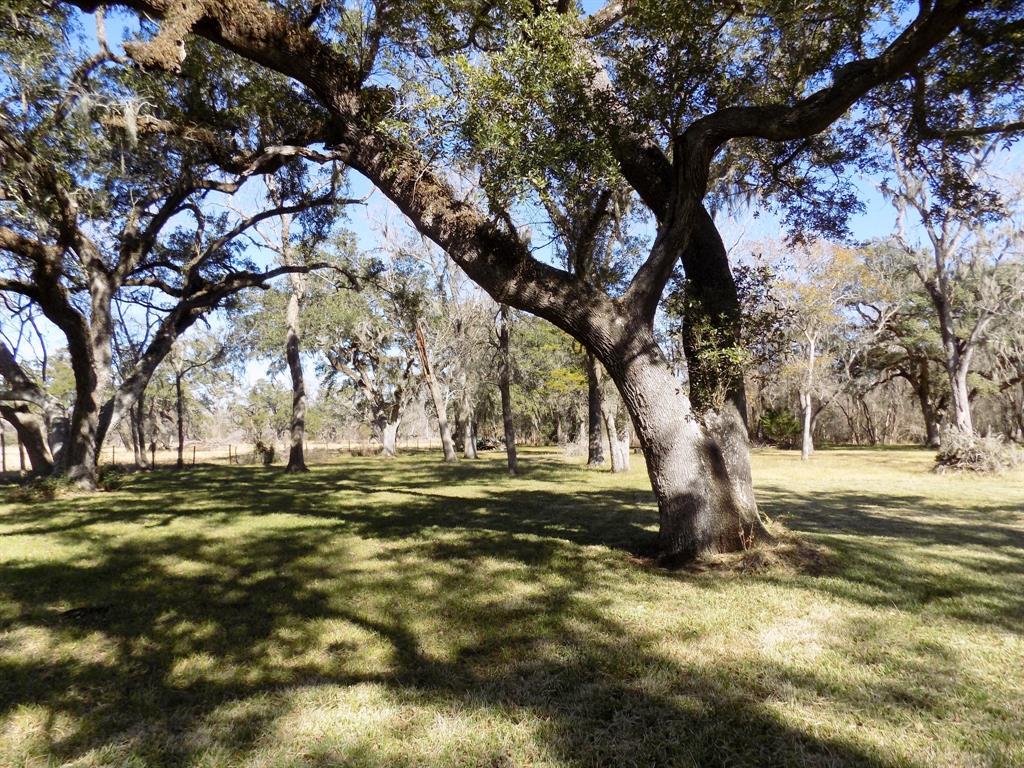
[175,372,186,469]
[373,416,401,457]
[0,405,52,475]
[600,397,630,473]
[459,375,478,459]
[134,390,150,469]
[284,286,308,472]
[586,353,605,466]
[800,390,814,461]
[677,211,762,526]
[914,360,942,448]
[497,305,518,475]
[601,327,765,562]
[414,322,457,462]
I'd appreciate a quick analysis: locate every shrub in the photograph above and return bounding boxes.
[98,465,132,490]
[934,428,1023,474]
[758,409,800,448]
[7,476,68,503]
[254,440,275,466]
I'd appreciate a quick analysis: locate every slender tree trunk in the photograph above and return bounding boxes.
[586,353,605,467]
[800,390,814,461]
[129,405,142,467]
[600,397,630,473]
[175,372,185,469]
[135,390,150,469]
[555,413,564,446]
[414,322,457,462]
[284,288,308,472]
[915,362,941,448]
[47,410,68,475]
[930,284,976,435]
[459,380,478,459]
[497,304,518,475]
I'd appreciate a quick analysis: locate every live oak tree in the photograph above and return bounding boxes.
[61,0,1024,560]
[884,147,1024,436]
[0,8,348,486]
[850,243,950,447]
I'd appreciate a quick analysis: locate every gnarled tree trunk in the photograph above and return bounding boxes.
[678,211,762,526]
[0,405,52,475]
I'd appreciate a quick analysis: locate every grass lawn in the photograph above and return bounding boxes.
[1,447,1022,767]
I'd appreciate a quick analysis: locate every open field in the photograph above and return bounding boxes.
[1,447,1022,767]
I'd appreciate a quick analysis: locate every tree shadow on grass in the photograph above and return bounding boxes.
[0,452,1021,764]
[1,454,661,555]
[757,484,1024,632]
[0,524,925,767]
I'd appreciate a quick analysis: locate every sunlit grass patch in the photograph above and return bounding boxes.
[1,446,1022,766]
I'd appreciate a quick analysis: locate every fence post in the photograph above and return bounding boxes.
[111,444,115,465]
[192,445,196,466]
[1,431,5,472]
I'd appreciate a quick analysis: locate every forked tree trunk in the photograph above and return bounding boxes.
[950,366,973,434]
[586,353,605,467]
[599,326,768,562]
[65,359,102,488]
[677,212,763,530]
[284,288,308,473]
[497,305,518,475]
[414,322,457,462]
[373,415,401,457]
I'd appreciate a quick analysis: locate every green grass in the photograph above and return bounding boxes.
[1,447,1022,767]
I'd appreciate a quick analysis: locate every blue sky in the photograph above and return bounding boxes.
[13,5,1014,391]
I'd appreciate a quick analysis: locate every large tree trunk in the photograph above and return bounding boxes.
[601,328,766,562]
[65,356,102,488]
[414,323,457,462]
[497,304,518,475]
[372,414,401,457]
[677,211,762,527]
[47,410,68,475]
[0,405,52,475]
[950,365,974,435]
[586,353,605,467]
[284,288,308,473]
